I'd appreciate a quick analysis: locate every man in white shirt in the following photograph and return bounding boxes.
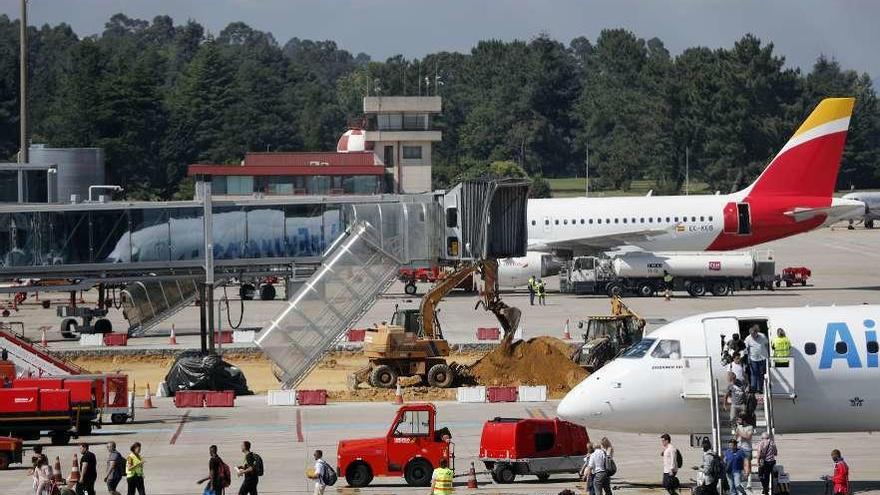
[661,433,679,495]
[307,450,327,495]
[585,445,612,495]
[744,326,770,394]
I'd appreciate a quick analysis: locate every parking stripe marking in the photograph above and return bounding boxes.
[169,410,190,445]
[296,408,304,442]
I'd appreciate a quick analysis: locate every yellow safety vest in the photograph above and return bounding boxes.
[772,336,791,364]
[431,467,454,495]
[126,453,144,478]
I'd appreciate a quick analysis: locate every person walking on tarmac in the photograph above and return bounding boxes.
[237,442,260,495]
[197,445,226,495]
[771,328,792,368]
[698,438,721,495]
[78,442,98,495]
[536,279,547,306]
[125,442,146,495]
[105,442,125,495]
[663,271,674,300]
[527,275,536,306]
[756,432,778,495]
[660,434,681,495]
[430,457,454,495]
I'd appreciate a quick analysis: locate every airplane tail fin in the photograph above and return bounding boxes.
[746,97,855,198]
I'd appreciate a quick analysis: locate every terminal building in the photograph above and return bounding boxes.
[188,96,442,196]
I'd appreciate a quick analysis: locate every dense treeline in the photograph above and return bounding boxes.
[0,14,878,199]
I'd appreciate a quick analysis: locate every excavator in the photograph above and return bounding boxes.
[571,296,646,372]
[349,259,520,389]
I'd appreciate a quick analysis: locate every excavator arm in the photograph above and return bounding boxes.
[419,265,479,339]
[475,259,522,342]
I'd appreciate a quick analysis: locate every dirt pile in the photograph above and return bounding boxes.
[468,336,587,398]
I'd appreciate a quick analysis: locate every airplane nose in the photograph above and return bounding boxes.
[557,376,604,425]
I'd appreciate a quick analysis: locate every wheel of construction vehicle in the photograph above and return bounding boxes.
[494,464,516,484]
[345,461,373,487]
[50,431,71,446]
[110,414,128,425]
[404,282,418,295]
[605,283,622,297]
[687,281,706,297]
[0,452,10,470]
[259,284,276,301]
[536,473,551,482]
[94,318,113,334]
[427,363,454,388]
[637,283,654,297]
[404,458,433,487]
[369,365,398,388]
[60,318,78,339]
[711,282,731,296]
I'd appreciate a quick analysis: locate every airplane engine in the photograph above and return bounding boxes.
[498,251,562,288]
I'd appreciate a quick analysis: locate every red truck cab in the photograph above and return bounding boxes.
[337,403,453,487]
[480,417,589,483]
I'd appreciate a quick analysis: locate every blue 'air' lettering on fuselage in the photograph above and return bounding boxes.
[819,320,879,369]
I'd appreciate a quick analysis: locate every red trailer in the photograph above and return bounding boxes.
[479,417,590,483]
[0,388,74,445]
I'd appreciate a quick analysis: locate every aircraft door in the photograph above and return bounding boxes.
[722,202,738,234]
[737,203,752,235]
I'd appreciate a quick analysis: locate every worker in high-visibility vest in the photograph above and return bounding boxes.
[771,328,792,368]
[430,457,454,495]
[125,442,146,495]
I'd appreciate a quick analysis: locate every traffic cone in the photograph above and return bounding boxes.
[168,324,178,345]
[467,462,478,489]
[53,456,64,483]
[143,383,155,409]
[69,454,80,483]
[41,327,48,347]
[394,380,404,405]
[563,318,571,340]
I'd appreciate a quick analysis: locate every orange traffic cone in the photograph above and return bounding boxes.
[143,383,155,409]
[394,380,404,405]
[563,318,571,340]
[69,454,80,483]
[467,462,478,489]
[169,324,178,345]
[41,326,48,347]
[53,456,64,483]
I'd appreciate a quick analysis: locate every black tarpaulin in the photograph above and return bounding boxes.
[164,351,252,396]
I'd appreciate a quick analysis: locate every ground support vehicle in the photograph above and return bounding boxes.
[11,374,133,432]
[571,296,646,371]
[479,417,589,483]
[398,265,476,295]
[777,266,811,287]
[337,403,454,488]
[0,436,23,470]
[559,251,777,297]
[0,388,75,445]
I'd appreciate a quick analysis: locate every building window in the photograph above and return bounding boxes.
[212,176,228,195]
[402,145,423,160]
[403,114,429,130]
[378,113,403,130]
[226,176,255,195]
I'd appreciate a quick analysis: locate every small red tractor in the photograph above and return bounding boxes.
[777,266,811,287]
[479,417,590,483]
[337,403,453,488]
[398,266,476,295]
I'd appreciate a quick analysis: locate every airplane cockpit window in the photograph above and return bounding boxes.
[621,338,656,358]
[651,340,681,359]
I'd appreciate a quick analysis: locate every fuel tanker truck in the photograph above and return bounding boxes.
[558,251,777,297]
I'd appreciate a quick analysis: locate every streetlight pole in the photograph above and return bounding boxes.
[585,143,590,197]
[685,146,690,195]
[19,0,28,165]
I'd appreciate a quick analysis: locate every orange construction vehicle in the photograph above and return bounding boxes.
[337,403,453,488]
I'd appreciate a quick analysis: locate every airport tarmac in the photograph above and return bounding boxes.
[1,397,877,494]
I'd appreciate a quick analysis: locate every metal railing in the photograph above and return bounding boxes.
[708,356,723,454]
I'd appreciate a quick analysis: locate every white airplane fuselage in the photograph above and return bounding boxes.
[558,305,880,434]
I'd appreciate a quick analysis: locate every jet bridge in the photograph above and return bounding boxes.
[256,178,530,389]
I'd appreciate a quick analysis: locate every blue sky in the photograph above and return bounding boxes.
[4,0,878,80]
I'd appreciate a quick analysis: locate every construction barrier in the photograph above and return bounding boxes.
[346,329,367,342]
[213,331,233,344]
[487,386,518,403]
[517,385,548,402]
[456,386,487,403]
[232,330,256,344]
[103,333,128,347]
[267,390,297,406]
[205,390,235,407]
[476,327,500,341]
[174,390,206,408]
[296,389,328,406]
[79,334,104,346]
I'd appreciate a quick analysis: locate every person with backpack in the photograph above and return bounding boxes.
[698,438,723,495]
[756,432,778,495]
[536,279,546,306]
[198,445,230,495]
[660,433,682,495]
[723,439,747,495]
[584,438,612,495]
[307,450,333,495]
[236,441,262,495]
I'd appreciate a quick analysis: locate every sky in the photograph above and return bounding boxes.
[3,0,879,81]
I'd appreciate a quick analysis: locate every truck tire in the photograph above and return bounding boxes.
[493,463,516,484]
[404,283,418,295]
[637,283,654,297]
[94,318,113,334]
[687,281,706,297]
[369,365,398,388]
[536,473,551,482]
[259,284,277,301]
[79,421,93,436]
[605,283,622,297]
[345,461,373,487]
[50,431,71,446]
[427,363,454,388]
[711,282,732,296]
[0,452,10,470]
[239,283,256,301]
[404,458,433,487]
[60,318,78,339]
[110,414,128,425]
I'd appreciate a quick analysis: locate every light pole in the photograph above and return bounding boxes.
[584,143,590,197]
[19,0,28,164]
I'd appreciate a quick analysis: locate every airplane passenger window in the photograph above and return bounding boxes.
[589,219,594,224]
[606,218,611,224]
[632,218,636,223]
[572,219,576,224]
[580,219,585,224]
[614,218,619,224]
[835,342,848,354]
[597,219,602,224]
[545,220,550,225]
[709,216,714,221]
[651,339,681,359]
[621,338,656,358]
[623,218,628,223]
[674,217,679,222]
[868,341,879,354]
[691,217,697,222]
[555,220,559,225]
[531,220,536,226]
[665,217,670,222]
[564,219,568,225]
[648,218,653,223]
[640,218,645,223]
[804,342,817,355]
[700,216,705,222]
